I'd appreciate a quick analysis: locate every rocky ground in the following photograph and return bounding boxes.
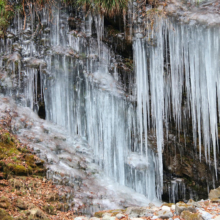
[0,125,76,219]
[89,198,220,220]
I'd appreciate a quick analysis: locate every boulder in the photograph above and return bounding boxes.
[75,217,89,220]
[125,206,154,217]
[156,210,173,219]
[180,211,203,220]
[16,199,28,210]
[175,202,196,215]
[197,209,214,220]
[187,199,202,208]
[130,218,143,220]
[211,198,220,203]
[0,197,10,209]
[171,205,175,210]
[148,202,157,209]
[209,187,220,200]
[90,218,101,220]
[162,206,171,211]
[27,207,49,220]
[115,214,125,219]
[102,215,116,220]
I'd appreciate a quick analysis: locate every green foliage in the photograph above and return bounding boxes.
[0,208,13,220]
[0,0,14,37]
[74,0,128,17]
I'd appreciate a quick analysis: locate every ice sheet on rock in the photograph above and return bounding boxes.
[0,95,160,212]
[86,70,125,97]
[127,152,149,170]
[40,6,160,203]
[0,3,160,205]
[133,11,220,201]
[52,46,79,58]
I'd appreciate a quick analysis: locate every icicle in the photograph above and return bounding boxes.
[94,14,104,57]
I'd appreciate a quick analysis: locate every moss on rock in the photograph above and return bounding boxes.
[180,210,203,220]
[0,208,13,220]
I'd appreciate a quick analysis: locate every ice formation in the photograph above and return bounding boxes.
[133,14,220,195]
[0,0,219,205]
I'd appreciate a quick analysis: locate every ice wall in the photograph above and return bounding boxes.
[133,15,220,195]
[42,7,160,201]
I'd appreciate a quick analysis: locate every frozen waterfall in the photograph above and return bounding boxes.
[42,7,160,201]
[1,0,219,204]
[134,16,220,194]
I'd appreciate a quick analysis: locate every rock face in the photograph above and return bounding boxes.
[175,202,196,215]
[162,130,219,202]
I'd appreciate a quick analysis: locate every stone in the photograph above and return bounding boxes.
[148,203,155,208]
[16,199,28,210]
[90,218,101,220]
[75,217,89,220]
[162,206,171,211]
[0,197,10,209]
[171,205,175,210]
[197,209,214,220]
[45,193,59,202]
[125,206,154,217]
[188,199,202,208]
[156,210,173,219]
[27,208,49,220]
[211,198,220,203]
[209,187,220,199]
[175,202,196,215]
[187,199,195,203]
[180,211,203,220]
[102,215,116,220]
[130,218,143,220]
[116,213,125,219]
